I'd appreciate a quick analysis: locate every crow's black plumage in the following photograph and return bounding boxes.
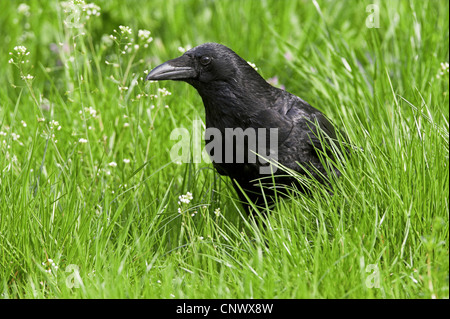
[146,42,343,213]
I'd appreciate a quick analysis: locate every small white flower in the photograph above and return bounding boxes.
[178,191,193,204]
[123,122,130,127]
[21,74,34,81]
[177,45,191,53]
[191,210,199,217]
[436,62,449,79]
[119,25,132,35]
[158,87,172,96]
[123,158,130,164]
[138,29,151,40]
[108,161,117,167]
[82,3,101,18]
[83,106,98,118]
[21,120,27,127]
[14,46,28,55]
[49,120,59,129]
[17,3,31,16]
[78,138,88,143]
[247,61,258,71]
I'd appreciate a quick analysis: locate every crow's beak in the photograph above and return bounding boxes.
[146,55,196,81]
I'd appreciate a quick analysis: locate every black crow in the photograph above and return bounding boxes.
[146,42,343,213]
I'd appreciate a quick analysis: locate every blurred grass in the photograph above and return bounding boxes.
[0,0,448,298]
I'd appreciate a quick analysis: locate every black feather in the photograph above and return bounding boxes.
[146,43,347,213]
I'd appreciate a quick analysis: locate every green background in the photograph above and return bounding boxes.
[0,0,448,298]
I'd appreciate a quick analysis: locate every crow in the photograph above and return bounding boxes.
[146,42,344,213]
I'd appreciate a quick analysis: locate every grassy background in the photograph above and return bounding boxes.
[0,0,448,298]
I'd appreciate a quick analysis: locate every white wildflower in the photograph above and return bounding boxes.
[21,74,34,81]
[123,158,130,164]
[17,3,31,16]
[108,161,117,167]
[78,138,88,143]
[14,46,28,55]
[138,29,153,47]
[49,120,59,130]
[138,29,151,40]
[436,61,449,78]
[177,45,191,53]
[82,3,101,18]
[119,25,132,35]
[158,87,172,96]
[83,106,98,118]
[178,191,193,204]
[247,61,258,71]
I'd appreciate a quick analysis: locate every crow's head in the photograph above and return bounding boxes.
[146,43,266,89]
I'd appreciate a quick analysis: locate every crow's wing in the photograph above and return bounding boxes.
[271,90,339,149]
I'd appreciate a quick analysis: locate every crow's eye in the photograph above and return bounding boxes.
[200,56,211,66]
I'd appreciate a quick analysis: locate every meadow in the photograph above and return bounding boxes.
[0,0,448,298]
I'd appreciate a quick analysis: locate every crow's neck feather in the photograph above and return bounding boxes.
[190,73,275,128]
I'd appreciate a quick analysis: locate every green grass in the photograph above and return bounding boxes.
[0,0,448,299]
